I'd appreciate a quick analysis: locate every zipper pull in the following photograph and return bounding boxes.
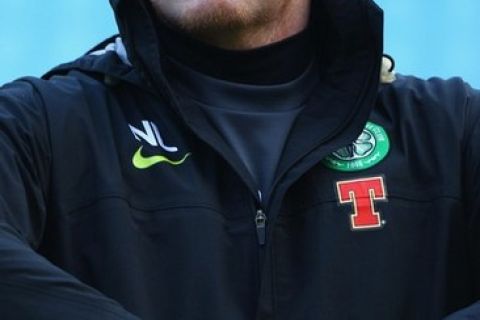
[255,209,267,246]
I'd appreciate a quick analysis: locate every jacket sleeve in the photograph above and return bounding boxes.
[0,80,140,320]
[444,84,480,320]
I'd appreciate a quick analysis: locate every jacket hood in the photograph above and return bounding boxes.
[108,0,384,91]
[107,0,383,112]
[47,1,385,98]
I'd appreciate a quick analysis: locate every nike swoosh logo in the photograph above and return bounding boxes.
[132,146,191,169]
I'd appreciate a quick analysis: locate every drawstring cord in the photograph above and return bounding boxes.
[381,54,396,84]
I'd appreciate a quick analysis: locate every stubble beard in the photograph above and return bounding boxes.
[150,0,311,49]
[151,0,276,43]
[185,1,268,32]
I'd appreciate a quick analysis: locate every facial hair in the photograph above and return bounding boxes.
[150,0,275,35]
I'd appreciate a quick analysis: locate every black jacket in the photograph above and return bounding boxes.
[0,0,479,319]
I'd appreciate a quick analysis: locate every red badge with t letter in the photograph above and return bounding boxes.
[336,176,387,230]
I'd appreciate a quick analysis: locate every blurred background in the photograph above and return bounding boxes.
[1,0,479,87]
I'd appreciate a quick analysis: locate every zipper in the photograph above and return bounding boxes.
[254,194,267,297]
[255,190,267,246]
[255,209,267,246]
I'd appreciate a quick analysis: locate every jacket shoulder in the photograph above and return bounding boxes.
[380,74,470,113]
[377,74,479,144]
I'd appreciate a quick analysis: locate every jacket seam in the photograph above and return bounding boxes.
[272,229,279,320]
[65,194,252,221]
[0,279,133,319]
[25,80,54,198]
[20,79,54,249]
[387,194,461,202]
[462,90,480,153]
[280,194,462,217]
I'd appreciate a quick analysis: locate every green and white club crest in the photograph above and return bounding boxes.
[323,122,390,172]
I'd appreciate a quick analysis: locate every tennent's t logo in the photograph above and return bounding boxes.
[336,176,387,230]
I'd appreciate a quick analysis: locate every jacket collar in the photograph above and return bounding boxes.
[109,0,381,100]
[108,0,383,96]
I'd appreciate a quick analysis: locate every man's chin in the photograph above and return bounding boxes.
[154,0,267,35]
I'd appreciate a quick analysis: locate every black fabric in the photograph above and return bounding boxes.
[0,0,478,319]
[157,21,315,85]
[167,58,318,199]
